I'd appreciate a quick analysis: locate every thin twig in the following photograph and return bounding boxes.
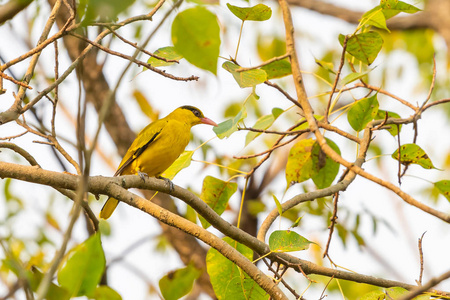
[69,32,198,82]
[354,83,418,111]
[397,270,450,300]
[417,232,427,285]
[236,53,290,72]
[234,134,300,159]
[323,192,339,258]
[262,258,303,300]
[0,71,32,89]
[419,55,436,111]
[325,35,347,123]
[106,26,180,64]
[265,80,303,110]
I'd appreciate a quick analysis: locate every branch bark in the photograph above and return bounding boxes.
[0,0,33,24]
[2,161,450,298]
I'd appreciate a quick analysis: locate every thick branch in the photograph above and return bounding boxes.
[0,0,33,24]
[2,161,450,297]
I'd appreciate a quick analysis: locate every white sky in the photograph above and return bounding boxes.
[1,0,449,299]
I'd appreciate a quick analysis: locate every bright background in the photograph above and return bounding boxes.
[1,0,449,299]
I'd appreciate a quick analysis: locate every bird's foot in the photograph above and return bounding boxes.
[138,171,148,180]
[157,176,174,192]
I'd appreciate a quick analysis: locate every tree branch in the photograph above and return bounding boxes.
[2,161,450,297]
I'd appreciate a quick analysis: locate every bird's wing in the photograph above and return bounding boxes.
[114,120,166,176]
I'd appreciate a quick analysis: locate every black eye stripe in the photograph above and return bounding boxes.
[181,105,203,118]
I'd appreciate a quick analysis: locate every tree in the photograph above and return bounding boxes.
[1,0,449,299]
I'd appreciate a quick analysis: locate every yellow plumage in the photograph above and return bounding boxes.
[100,106,217,219]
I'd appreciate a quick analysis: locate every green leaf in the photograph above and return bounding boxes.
[245,107,283,146]
[359,290,385,300]
[132,90,158,121]
[272,194,283,217]
[260,59,292,79]
[311,138,341,189]
[341,69,372,85]
[392,144,436,169]
[199,176,238,229]
[162,151,194,180]
[206,237,269,300]
[172,7,220,74]
[339,32,383,65]
[385,287,430,299]
[290,216,303,229]
[159,263,202,300]
[375,110,402,136]
[314,57,336,74]
[434,180,450,202]
[268,230,312,252]
[347,94,379,131]
[226,3,272,21]
[147,46,183,67]
[58,233,105,297]
[257,35,286,61]
[92,286,122,300]
[223,62,267,88]
[79,0,135,25]
[214,106,247,139]
[285,138,316,187]
[381,0,421,19]
[30,268,70,300]
[360,6,389,31]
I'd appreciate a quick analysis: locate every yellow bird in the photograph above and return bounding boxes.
[100,106,217,219]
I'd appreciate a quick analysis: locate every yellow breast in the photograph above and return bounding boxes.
[124,119,191,177]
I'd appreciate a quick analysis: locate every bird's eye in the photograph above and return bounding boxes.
[194,110,200,117]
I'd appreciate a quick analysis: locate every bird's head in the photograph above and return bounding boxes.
[175,105,218,127]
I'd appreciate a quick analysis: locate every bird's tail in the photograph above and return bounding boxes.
[100,197,119,219]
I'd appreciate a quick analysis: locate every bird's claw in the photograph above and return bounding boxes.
[138,171,148,180]
[158,176,174,192]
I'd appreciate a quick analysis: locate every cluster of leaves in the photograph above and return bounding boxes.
[2,0,450,298]
[2,234,119,300]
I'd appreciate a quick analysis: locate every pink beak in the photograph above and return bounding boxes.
[200,117,218,127]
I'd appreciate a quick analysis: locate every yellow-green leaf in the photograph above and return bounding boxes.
[268,230,312,252]
[245,107,283,146]
[207,237,269,300]
[347,94,379,131]
[92,286,122,300]
[162,151,194,180]
[392,143,436,169]
[214,106,247,139]
[147,46,182,67]
[381,0,421,19]
[272,194,283,217]
[314,57,336,74]
[311,138,341,189]
[79,0,135,25]
[223,61,267,88]
[132,90,159,121]
[159,263,202,300]
[375,110,401,136]
[434,180,450,202]
[260,59,291,79]
[341,69,372,85]
[58,233,105,297]
[30,268,70,300]
[256,35,286,61]
[285,138,315,188]
[385,287,429,300]
[226,3,272,21]
[172,7,220,74]
[199,176,237,229]
[360,6,389,31]
[339,32,383,65]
